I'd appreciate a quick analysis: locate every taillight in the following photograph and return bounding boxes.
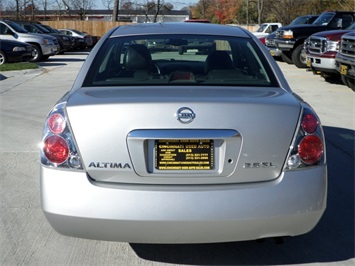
[40,101,83,170]
[48,113,66,134]
[298,135,323,165]
[285,108,325,170]
[301,113,318,134]
[43,135,69,164]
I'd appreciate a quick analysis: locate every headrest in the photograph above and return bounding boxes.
[205,50,234,73]
[124,44,152,70]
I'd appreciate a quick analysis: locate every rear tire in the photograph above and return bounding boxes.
[281,51,293,64]
[347,77,355,91]
[320,72,340,82]
[340,74,347,85]
[41,55,50,61]
[292,44,307,68]
[30,44,43,62]
[341,74,355,91]
[0,51,7,65]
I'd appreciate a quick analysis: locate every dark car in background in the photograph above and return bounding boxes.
[59,29,93,49]
[0,39,34,65]
[82,31,100,47]
[39,24,80,50]
[266,15,319,59]
[274,11,355,68]
[14,21,73,54]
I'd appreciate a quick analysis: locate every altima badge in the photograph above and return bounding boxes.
[175,107,196,124]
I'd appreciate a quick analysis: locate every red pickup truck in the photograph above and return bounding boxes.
[305,23,355,81]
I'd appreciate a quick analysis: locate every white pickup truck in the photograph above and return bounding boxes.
[253,23,282,38]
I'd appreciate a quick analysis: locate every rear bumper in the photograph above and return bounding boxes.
[59,40,72,51]
[41,165,327,243]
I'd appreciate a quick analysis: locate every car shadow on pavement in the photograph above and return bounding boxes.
[37,58,86,67]
[37,62,67,67]
[44,58,85,63]
[66,50,91,55]
[131,126,354,265]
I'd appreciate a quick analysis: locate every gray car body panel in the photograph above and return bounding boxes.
[41,165,327,243]
[66,86,300,184]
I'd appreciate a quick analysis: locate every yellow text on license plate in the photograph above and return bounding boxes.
[155,139,214,170]
[340,64,348,75]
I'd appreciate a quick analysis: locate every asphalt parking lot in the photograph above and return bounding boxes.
[0,51,354,265]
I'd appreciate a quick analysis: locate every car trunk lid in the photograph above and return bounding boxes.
[66,86,300,185]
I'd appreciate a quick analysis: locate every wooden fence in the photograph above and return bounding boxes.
[41,21,131,37]
[41,21,259,38]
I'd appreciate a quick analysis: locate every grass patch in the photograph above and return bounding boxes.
[0,62,39,72]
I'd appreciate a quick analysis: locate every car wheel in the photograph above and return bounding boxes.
[30,44,43,62]
[57,47,64,54]
[320,72,340,82]
[340,74,347,85]
[57,42,64,54]
[41,55,50,61]
[342,75,355,91]
[0,51,7,65]
[281,51,293,64]
[292,44,307,68]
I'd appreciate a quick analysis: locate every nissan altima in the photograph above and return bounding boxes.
[40,23,327,243]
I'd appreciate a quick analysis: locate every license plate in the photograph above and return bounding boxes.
[340,64,348,75]
[270,50,275,56]
[306,59,311,67]
[155,139,214,170]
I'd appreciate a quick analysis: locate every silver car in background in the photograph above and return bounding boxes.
[40,23,327,244]
[58,28,93,49]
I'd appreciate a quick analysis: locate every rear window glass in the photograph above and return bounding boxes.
[84,34,278,87]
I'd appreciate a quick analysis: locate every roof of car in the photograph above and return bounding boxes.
[109,23,251,38]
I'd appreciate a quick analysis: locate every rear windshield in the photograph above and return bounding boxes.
[84,34,278,87]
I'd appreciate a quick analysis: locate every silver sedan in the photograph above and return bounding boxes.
[40,23,327,244]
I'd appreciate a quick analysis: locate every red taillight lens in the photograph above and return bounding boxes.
[43,135,69,164]
[48,113,66,134]
[302,113,319,134]
[298,135,323,165]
